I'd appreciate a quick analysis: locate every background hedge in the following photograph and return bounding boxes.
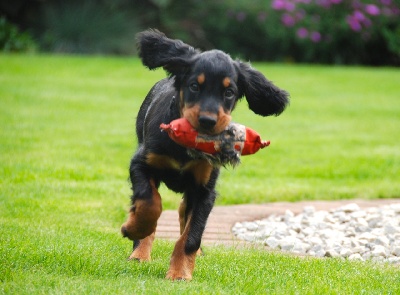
[1,0,399,65]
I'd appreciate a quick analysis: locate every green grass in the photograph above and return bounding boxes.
[1,54,400,294]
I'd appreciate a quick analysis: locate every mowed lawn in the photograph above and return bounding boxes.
[1,54,399,294]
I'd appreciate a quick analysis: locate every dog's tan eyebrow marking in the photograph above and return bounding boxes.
[197,73,205,85]
[222,77,231,88]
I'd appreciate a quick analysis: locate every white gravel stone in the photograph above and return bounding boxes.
[339,203,360,213]
[348,253,364,261]
[339,248,353,258]
[265,237,280,249]
[388,257,400,264]
[384,224,400,234]
[374,236,390,247]
[232,203,400,264]
[325,249,340,258]
[390,203,400,213]
[303,206,316,215]
[244,222,259,231]
[391,246,400,256]
[371,245,388,257]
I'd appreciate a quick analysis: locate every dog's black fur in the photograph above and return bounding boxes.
[121,29,289,280]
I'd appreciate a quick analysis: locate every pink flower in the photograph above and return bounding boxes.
[380,0,391,5]
[272,0,286,10]
[316,0,331,8]
[310,31,322,42]
[365,4,380,15]
[362,17,372,28]
[285,2,296,11]
[354,10,366,21]
[297,27,308,38]
[346,15,362,31]
[295,9,306,21]
[281,13,296,27]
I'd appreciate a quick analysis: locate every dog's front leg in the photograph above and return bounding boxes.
[121,152,162,243]
[166,184,217,281]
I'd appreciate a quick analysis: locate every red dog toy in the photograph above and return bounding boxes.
[160,118,270,166]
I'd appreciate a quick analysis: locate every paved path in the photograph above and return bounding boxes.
[155,199,400,247]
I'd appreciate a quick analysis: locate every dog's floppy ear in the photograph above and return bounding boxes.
[136,29,198,76]
[236,61,290,117]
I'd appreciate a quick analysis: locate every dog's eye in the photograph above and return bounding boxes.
[224,89,235,100]
[189,83,199,92]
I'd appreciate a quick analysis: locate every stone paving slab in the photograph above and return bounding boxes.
[155,199,400,247]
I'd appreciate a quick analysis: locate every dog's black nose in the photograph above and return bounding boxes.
[199,115,217,129]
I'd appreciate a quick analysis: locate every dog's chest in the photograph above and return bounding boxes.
[145,153,213,185]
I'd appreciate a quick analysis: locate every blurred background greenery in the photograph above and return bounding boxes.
[1,0,399,65]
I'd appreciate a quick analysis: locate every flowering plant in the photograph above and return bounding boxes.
[181,0,400,64]
[271,0,399,44]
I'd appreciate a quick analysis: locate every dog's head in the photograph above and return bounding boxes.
[137,29,289,135]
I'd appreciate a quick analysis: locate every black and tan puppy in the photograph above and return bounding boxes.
[121,29,289,281]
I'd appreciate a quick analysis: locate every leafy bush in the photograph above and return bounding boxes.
[0,17,37,53]
[40,0,138,54]
[4,0,399,64]
[269,0,400,64]
[144,0,399,64]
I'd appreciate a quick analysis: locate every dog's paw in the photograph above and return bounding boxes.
[128,251,151,262]
[121,201,161,240]
[126,238,153,262]
[166,270,192,281]
[120,218,155,241]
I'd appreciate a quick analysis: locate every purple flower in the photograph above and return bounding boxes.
[236,11,247,22]
[354,10,366,21]
[365,4,380,15]
[346,15,362,31]
[362,17,372,28]
[272,0,296,12]
[272,0,286,10]
[330,0,342,4]
[316,0,331,8]
[310,31,322,42]
[281,13,296,27]
[285,2,296,12]
[352,1,363,10]
[297,27,308,38]
[382,7,396,16]
[295,9,306,21]
[380,0,391,5]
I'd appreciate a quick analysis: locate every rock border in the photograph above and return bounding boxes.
[232,203,400,264]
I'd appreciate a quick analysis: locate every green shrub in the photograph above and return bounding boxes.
[144,0,400,65]
[269,0,400,64]
[0,17,37,53]
[40,0,138,54]
[188,0,399,64]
